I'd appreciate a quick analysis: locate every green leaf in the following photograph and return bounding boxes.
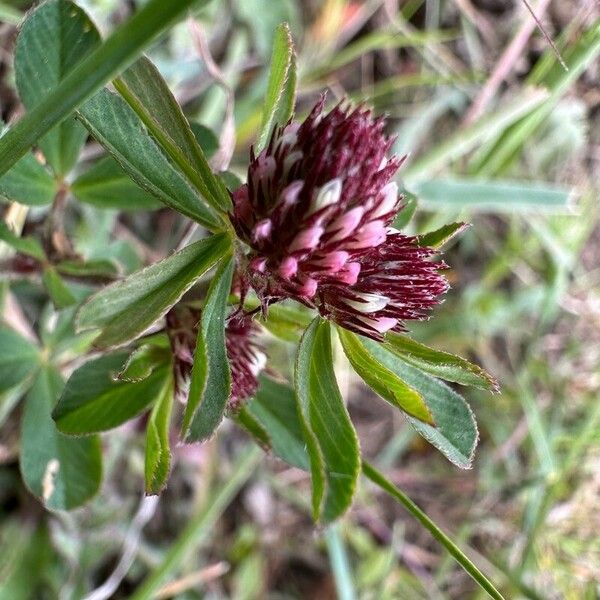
[244,375,309,470]
[0,523,54,600]
[385,332,499,392]
[20,366,102,510]
[55,258,120,279]
[261,301,313,342]
[416,222,470,248]
[0,153,56,206]
[117,343,171,383]
[338,328,433,424]
[77,233,231,349]
[0,379,34,429]
[0,221,46,261]
[77,89,223,230]
[0,324,39,394]
[0,0,206,178]
[38,305,94,357]
[411,178,572,213]
[295,318,360,522]
[190,122,220,159]
[145,375,173,495]
[234,405,271,450]
[257,22,297,153]
[360,338,478,468]
[183,257,234,442]
[14,0,102,175]
[220,170,243,193]
[114,56,232,212]
[53,351,169,434]
[392,193,418,230]
[42,267,77,309]
[71,156,162,211]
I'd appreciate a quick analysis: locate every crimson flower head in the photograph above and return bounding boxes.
[166,306,265,408]
[231,98,448,340]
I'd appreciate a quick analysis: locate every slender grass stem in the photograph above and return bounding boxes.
[362,460,505,600]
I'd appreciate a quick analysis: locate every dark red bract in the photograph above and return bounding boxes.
[231,98,448,340]
[225,314,266,409]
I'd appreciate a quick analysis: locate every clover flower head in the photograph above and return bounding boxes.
[231,97,448,340]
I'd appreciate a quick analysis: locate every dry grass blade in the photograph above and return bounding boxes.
[463,0,554,125]
[187,18,235,172]
[154,562,230,599]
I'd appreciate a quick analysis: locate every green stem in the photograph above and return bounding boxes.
[130,446,262,600]
[362,460,505,600]
[0,0,203,177]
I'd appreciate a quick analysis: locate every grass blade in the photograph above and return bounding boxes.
[412,178,572,213]
[402,89,549,185]
[0,0,205,177]
[325,523,356,600]
[0,2,22,25]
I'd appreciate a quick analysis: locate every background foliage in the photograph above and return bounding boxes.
[0,0,598,598]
